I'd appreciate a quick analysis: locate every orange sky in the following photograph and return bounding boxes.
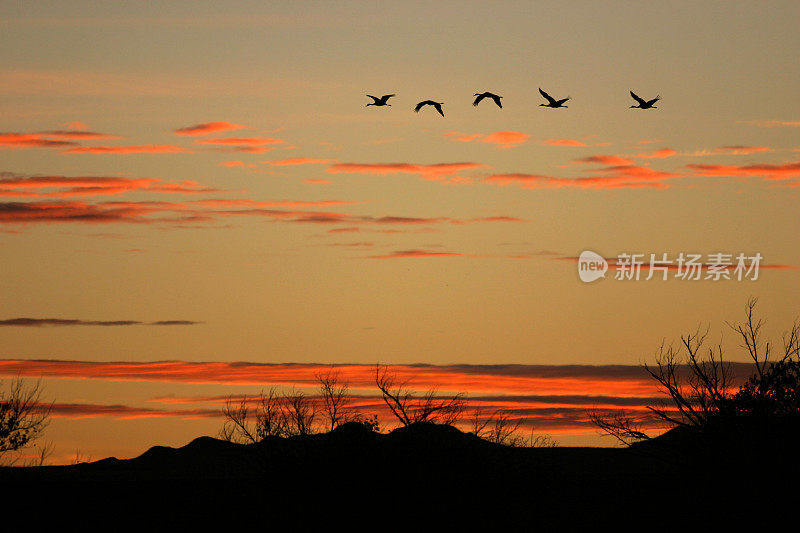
[1,1,799,463]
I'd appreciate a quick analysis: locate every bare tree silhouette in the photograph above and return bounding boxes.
[470,406,523,445]
[282,390,316,436]
[374,364,467,427]
[590,298,800,445]
[220,387,318,442]
[469,406,557,447]
[0,377,51,464]
[316,369,353,431]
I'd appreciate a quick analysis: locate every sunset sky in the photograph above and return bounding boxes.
[1,1,799,462]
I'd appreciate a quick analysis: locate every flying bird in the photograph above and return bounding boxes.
[366,94,395,107]
[538,88,569,108]
[629,91,660,109]
[414,100,445,117]
[473,92,503,108]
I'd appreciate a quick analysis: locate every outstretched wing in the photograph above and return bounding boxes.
[381,94,396,103]
[539,88,556,105]
[414,101,425,112]
[646,95,661,106]
[630,91,647,106]
[366,94,380,103]
[433,103,445,117]
[490,94,502,108]
[556,97,570,106]
[473,94,485,107]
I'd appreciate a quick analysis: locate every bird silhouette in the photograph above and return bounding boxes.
[473,92,502,108]
[414,100,445,117]
[629,91,660,109]
[366,94,395,107]
[539,88,569,108]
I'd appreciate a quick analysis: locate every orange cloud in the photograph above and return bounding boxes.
[8,359,770,434]
[446,131,528,147]
[267,158,334,166]
[576,155,634,166]
[327,162,483,185]
[303,179,332,184]
[0,133,78,149]
[485,166,677,190]
[63,144,190,154]
[195,136,285,154]
[196,137,284,146]
[37,130,122,140]
[173,121,246,136]
[715,146,773,155]
[0,359,672,396]
[543,139,587,147]
[483,131,528,146]
[0,175,218,199]
[635,148,677,159]
[688,161,800,180]
[190,199,351,208]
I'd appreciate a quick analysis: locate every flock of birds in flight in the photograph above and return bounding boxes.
[365,89,660,116]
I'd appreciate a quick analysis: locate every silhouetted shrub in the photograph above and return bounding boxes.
[591,298,800,447]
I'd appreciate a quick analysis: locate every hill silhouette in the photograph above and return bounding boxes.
[3,421,799,525]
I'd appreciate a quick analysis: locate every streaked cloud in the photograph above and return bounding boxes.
[715,145,773,155]
[0,132,78,149]
[173,121,246,136]
[0,318,201,327]
[63,144,190,154]
[195,137,285,153]
[37,130,122,140]
[688,160,800,180]
[0,174,219,198]
[266,157,335,166]
[368,249,463,259]
[745,120,800,128]
[327,161,483,185]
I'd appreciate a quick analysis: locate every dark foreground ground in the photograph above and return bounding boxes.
[2,422,795,525]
